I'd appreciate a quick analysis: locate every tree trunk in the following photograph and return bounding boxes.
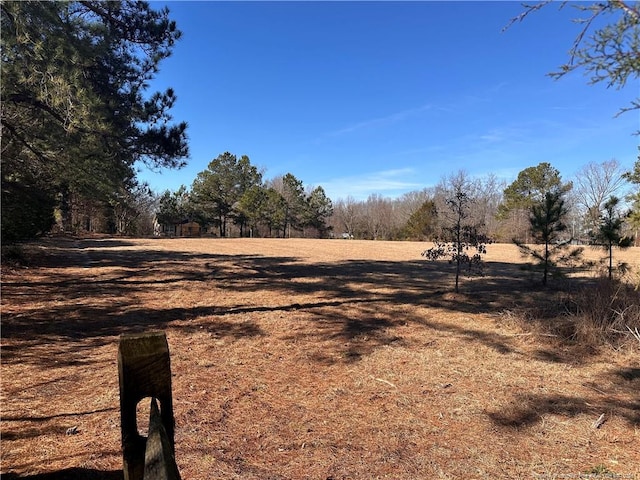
[608,241,613,280]
[543,241,549,286]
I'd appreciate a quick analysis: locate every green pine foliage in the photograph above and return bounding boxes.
[515,190,584,286]
[589,196,634,279]
[403,200,438,241]
[509,1,640,124]
[1,1,188,241]
[164,154,334,238]
[623,158,640,241]
[191,153,262,237]
[305,186,334,238]
[156,186,191,227]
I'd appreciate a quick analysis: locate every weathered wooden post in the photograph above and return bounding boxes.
[144,398,182,480]
[118,331,177,480]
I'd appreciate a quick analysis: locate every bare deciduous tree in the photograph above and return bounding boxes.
[573,159,629,233]
[394,188,434,228]
[471,174,505,240]
[365,194,395,240]
[423,171,490,293]
[332,196,361,238]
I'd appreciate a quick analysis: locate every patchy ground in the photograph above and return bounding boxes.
[1,237,639,479]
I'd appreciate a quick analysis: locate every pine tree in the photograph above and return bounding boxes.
[589,196,633,279]
[190,153,262,237]
[1,1,188,240]
[515,190,583,286]
[403,200,438,241]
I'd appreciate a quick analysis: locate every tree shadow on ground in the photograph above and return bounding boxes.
[1,468,123,480]
[3,239,636,477]
[413,315,516,355]
[1,237,606,368]
[488,392,640,428]
[1,407,119,442]
[488,363,640,428]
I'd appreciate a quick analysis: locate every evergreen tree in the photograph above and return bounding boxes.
[262,188,287,237]
[1,1,188,241]
[515,190,583,286]
[236,185,268,238]
[589,196,633,279]
[403,200,437,241]
[232,156,264,236]
[191,153,261,237]
[156,186,190,229]
[279,173,306,237]
[623,157,640,244]
[304,186,334,238]
[498,162,572,243]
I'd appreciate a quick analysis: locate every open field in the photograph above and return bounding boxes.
[1,238,639,479]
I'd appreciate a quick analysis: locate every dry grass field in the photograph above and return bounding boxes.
[1,237,639,479]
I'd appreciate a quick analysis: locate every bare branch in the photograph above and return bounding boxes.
[502,1,559,32]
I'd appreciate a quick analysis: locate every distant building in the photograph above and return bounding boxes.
[153,218,201,237]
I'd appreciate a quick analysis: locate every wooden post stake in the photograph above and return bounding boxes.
[144,398,182,480]
[118,332,176,480]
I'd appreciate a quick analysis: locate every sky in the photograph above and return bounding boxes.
[138,1,639,202]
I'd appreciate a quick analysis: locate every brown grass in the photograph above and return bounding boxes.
[1,238,639,479]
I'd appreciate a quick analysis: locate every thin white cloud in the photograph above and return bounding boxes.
[430,83,508,114]
[477,126,530,144]
[327,103,432,137]
[321,168,422,201]
[489,81,509,93]
[396,144,446,156]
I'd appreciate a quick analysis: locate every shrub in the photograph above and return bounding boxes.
[1,243,30,269]
[564,278,640,348]
[502,277,640,351]
[1,179,56,243]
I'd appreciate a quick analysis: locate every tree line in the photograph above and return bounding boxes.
[326,160,639,245]
[419,160,638,290]
[2,1,639,249]
[153,155,640,251]
[156,152,333,239]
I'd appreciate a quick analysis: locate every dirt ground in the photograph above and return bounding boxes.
[1,237,639,479]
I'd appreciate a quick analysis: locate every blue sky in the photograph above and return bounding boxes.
[139,1,639,201]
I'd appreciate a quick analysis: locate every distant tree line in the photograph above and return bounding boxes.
[2,1,639,251]
[156,152,333,238]
[327,159,639,246]
[151,155,640,282]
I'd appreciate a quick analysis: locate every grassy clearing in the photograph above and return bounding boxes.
[1,238,639,479]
